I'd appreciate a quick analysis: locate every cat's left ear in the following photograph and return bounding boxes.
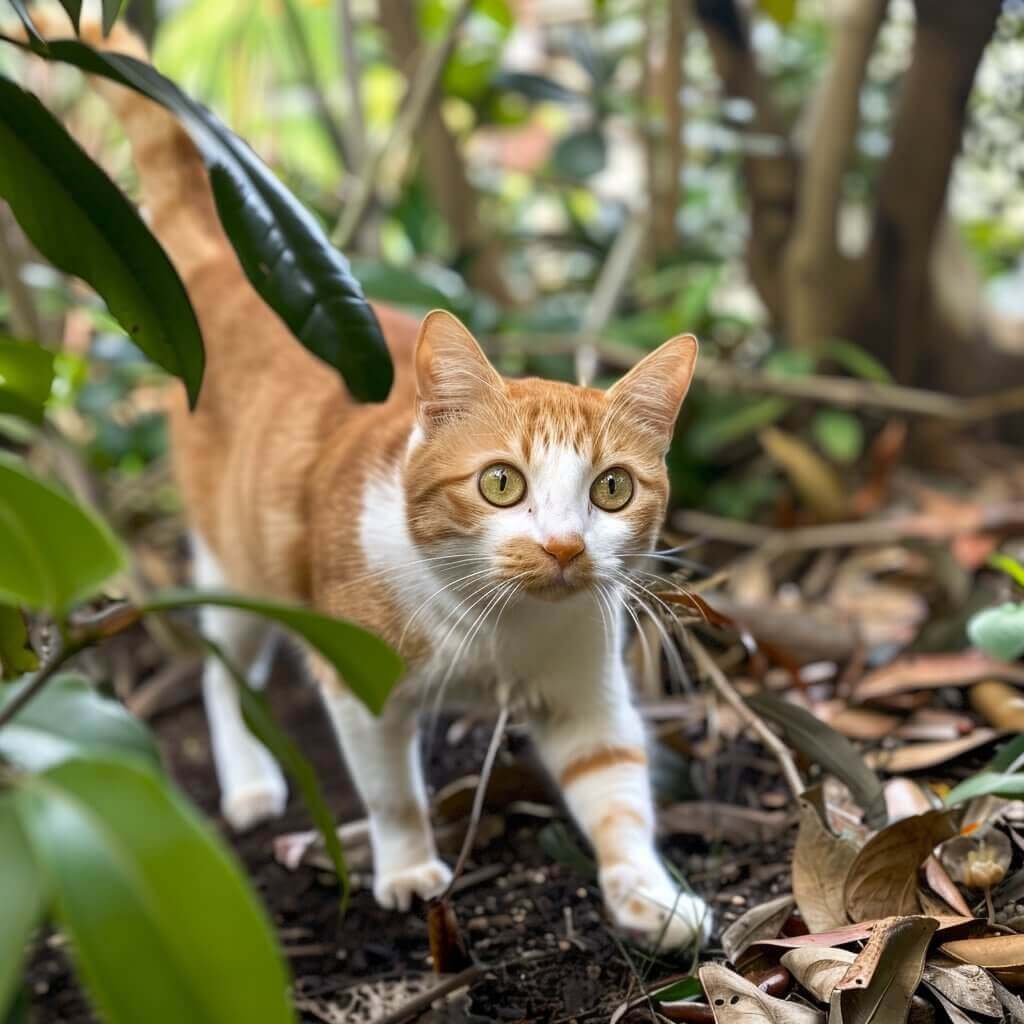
[606,335,698,446]
[415,310,503,431]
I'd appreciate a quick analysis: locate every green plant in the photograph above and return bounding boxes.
[0,4,406,1020]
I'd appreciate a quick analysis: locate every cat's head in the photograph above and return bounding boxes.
[405,311,697,601]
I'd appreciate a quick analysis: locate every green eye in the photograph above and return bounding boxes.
[590,467,633,511]
[479,463,526,507]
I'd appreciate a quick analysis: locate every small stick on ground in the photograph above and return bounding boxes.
[688,635,804,801]
[442,703,510,898]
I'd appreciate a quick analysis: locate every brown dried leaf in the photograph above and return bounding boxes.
[792,787,859,933]
[815,702,899,742]
[722,895,796,964]
[779,946,856,1003]
[829,916,937,1024]
[971,681,1024,732]
[699,964,824,1024]
[759,426,845,521]
[922,958,1002,1018]
[855,652,1024,701]
[867,730,1001,773]
[843,810,957,922]
[941,933,1024,969]
[924,857,973,917]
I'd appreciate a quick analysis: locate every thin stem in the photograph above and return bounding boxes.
[441,703,509,898]
[0,635,83,729]
[336,0,366,169]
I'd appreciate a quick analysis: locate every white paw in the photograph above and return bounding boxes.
[221,763,288,832]
[374,858,452,912]
[600,863,712,950]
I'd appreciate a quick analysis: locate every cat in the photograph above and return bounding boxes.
[65,18,712,949]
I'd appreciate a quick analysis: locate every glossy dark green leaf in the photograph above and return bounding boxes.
[16,757,295,1024]
[0,455,125,613]
[0,337,55,424]
[0,674,159,771]
[101,0,123,34]
[0,76,203,405]
[0,796,47,1018]
[552,128,607,179]
[146,589,403,715]
[746,693,886,826]
[652,976,703,1004]
[990,733,1024,772]
[0,605,36,680]
[57,0,83,32]
[23,40,392,402]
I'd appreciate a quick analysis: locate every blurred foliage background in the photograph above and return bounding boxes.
[2,0,1023,539]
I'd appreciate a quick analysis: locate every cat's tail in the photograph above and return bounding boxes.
[27,12,231,299]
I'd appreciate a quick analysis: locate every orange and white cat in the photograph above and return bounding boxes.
[67,19,711,948]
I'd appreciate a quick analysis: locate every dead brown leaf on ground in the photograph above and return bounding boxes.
[699,963,824,1024]
[855,652,1024,701]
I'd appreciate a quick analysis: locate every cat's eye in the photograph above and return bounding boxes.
[479,463,526,507]
[590,467,633,511]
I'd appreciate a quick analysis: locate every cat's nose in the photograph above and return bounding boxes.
[542,534,585,568]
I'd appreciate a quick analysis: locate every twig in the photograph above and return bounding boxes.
[442,703,509,898]
[576,206,650,386]
[280,0,352,171]
[335,0,366,169]
[0,636,82,728]
[0,212,43,339]
[126,655,202,719]
[688,634,803,800]
[331,0,475,249]
[373,949,549,1024]
[485,332,1024,421]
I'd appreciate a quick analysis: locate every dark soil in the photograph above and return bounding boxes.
[25,643,788,1024]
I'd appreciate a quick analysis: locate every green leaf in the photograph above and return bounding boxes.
[989,733,1024,772]
[820,339,893,384]
[7,0,47,51]
[0,606,36,680]
[0,455,125,613]
[22,40,392,403]
[234,681,350,907]
[0,796,47,1019]
[552,128,607,179]
[101,0,124,34]
[0,76,204,406]
[811,409,864,464]
[0,337,56,423]
[145,590,403,714]
[57,0,83,32]
[757,0,797,26]
[0,673,159,771]
[990,553,1024,589]
[687,396,791,457]
[946,771,1024,806]
[746,693,886,826]
[16,757,295,1024]
[652,976,703,1003]
[967,603,1024,662]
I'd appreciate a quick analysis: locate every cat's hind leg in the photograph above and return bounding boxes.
[312,665,450,910]
[192,533,288,832]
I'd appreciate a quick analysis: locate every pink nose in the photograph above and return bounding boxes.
[542,535,585,568]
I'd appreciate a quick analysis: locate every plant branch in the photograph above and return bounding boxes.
[335,0,366,170]
[331,0,475,249]
[280,0,352,171]
[0,635,83,729]
[689,634,804,800]
[0,208,44,339]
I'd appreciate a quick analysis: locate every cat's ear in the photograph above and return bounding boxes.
[606,334,698,446]
[415,310,503,430]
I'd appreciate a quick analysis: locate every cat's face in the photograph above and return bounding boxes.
[405,312,697,601]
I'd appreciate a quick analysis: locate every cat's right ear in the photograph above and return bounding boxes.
[415,310,503,431]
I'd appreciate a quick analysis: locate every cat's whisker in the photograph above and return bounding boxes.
[398,567,496,650]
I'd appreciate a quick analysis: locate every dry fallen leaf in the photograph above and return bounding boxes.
[722,894,795,964]
[843,810,957,922]
[942,933,1024,970]
[779,946,856,1003]
[867,729,1001,773]
[855,651,1024,701]
[971,680,1024,732]
[699,963,823,1024]
[922,957,1002,1018]
[940,829,1012,891]
[792,787,859,933]
[830,916,937,1024]
[759,426,846,522]
[815,702,899,741]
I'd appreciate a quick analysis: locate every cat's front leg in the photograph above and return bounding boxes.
[533,676,711,950]
[313,666,451,910]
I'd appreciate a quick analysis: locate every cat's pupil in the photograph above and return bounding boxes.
[607,475,616,495]
[498,471,507,492]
